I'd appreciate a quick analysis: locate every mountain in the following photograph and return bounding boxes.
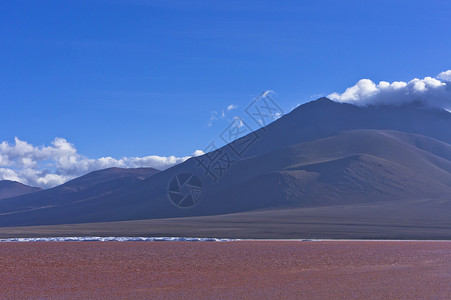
[58,167,160,192]
[0,98,450,239]
[0,167,160,225]
[240,98,451,158]
[0,181,41,200]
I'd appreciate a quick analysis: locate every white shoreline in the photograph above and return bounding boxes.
[0,237,450,242]
[0,237,237,242]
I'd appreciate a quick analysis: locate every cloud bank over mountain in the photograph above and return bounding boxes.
[0,137,201,188]
[329,70,451,109]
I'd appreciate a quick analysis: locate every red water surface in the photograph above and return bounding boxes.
[0,241,450,299]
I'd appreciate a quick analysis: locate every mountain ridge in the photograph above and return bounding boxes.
[0,98,450,239]
[0,181,42,200]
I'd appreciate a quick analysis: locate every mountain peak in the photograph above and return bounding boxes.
[305,97,336,106]
[315,97,335,103]
[290,97,344,114]
[0,180,42,200]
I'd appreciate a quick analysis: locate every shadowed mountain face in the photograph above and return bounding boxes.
[0,98,451,238]
[0,167,159,224]
[58,167,160,192]
[240,98,451,158]
[0,181,41,200]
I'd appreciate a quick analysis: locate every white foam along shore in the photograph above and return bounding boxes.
[0,237,449,242]
[0,237,237,242]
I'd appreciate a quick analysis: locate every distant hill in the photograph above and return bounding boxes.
[0,167,159,225]
[0,98,450,240]
[0,181,41,200]
[59,167,160,192]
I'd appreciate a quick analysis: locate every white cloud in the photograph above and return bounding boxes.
[227,104,238,111]
[328,70,451,109]
[261,89,276,98]
[192,149,205,157]
[208,104,239,127]
[0,137,201,188]
[438,70,451,82]
[0,168,22,183]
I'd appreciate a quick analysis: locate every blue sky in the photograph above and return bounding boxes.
[1,0,450,186]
